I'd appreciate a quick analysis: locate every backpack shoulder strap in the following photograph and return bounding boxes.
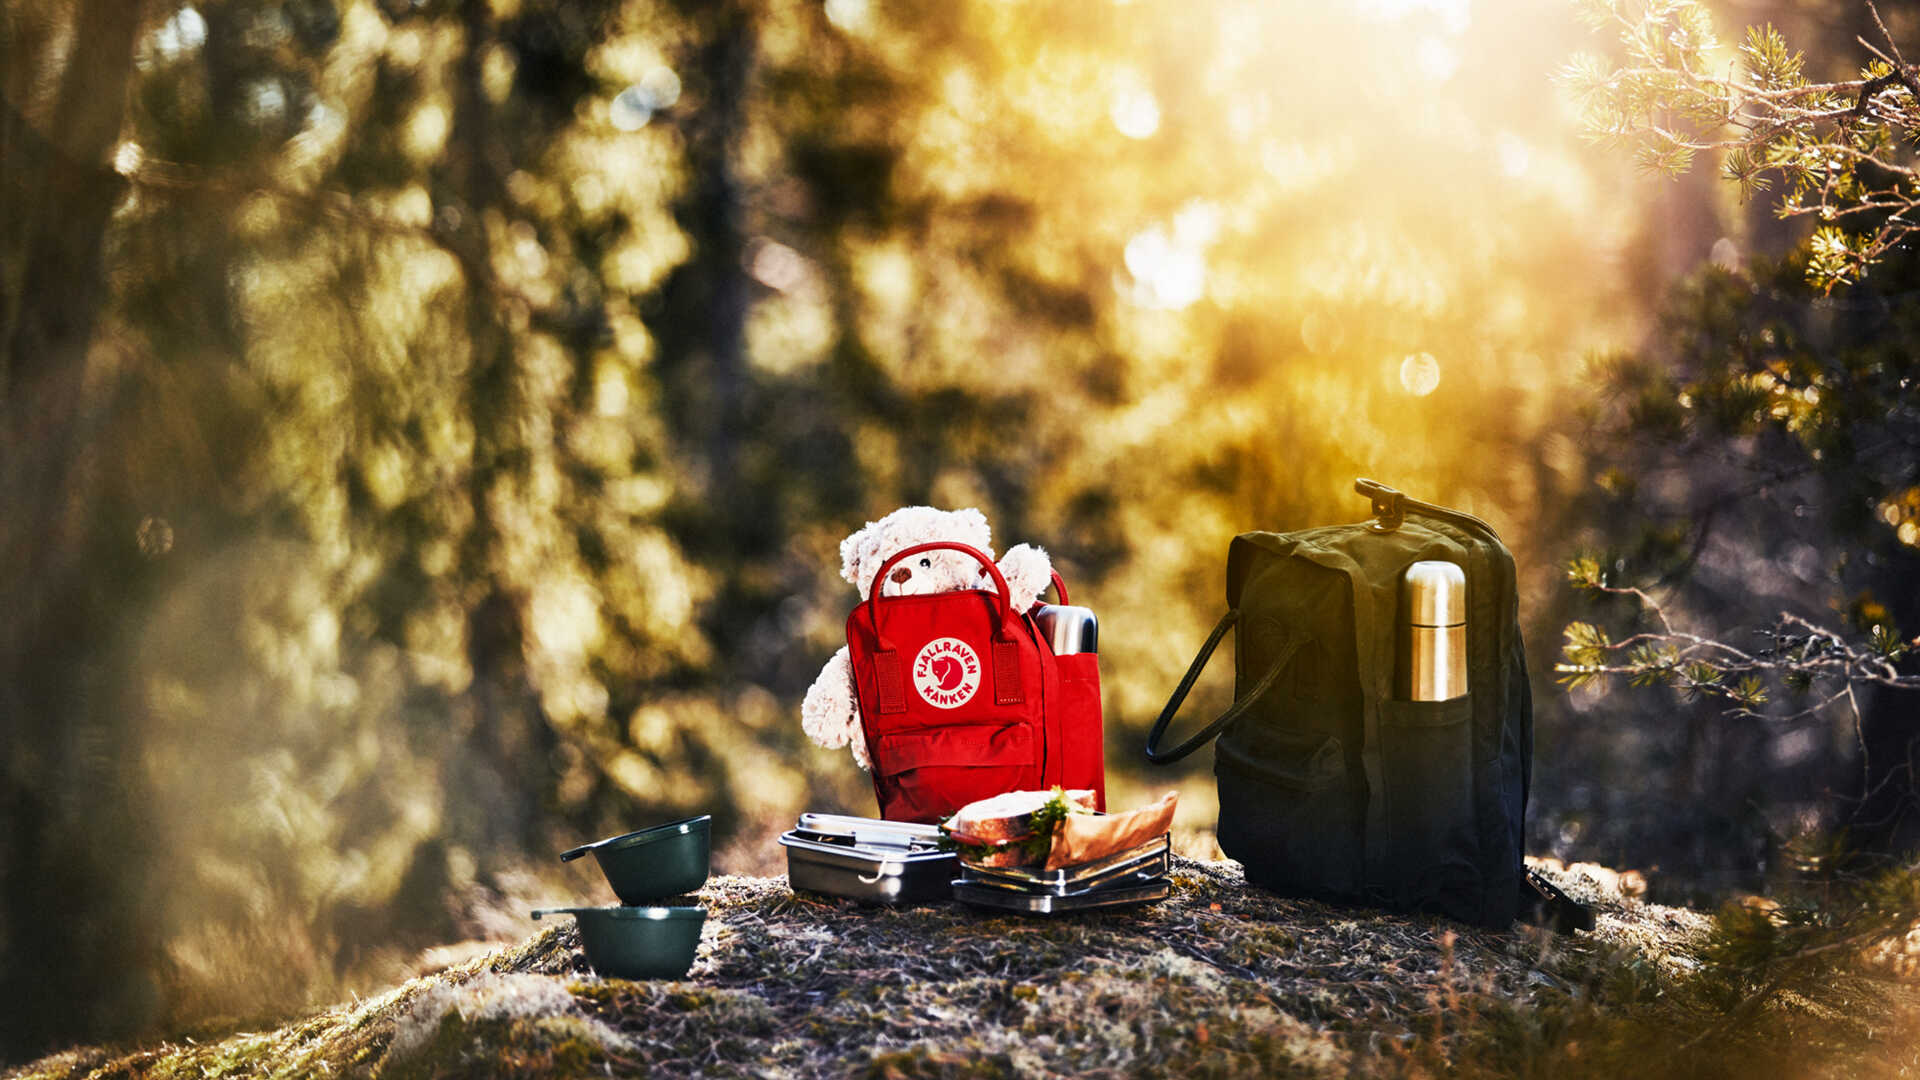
[1144,609,1306,764]
[1522,868,1597,933]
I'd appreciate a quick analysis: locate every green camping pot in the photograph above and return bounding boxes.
[561,815,711,904]
[530,905,706,979]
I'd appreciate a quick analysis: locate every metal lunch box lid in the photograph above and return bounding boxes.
[793,813,942,849]
[1402,560,1466,628]
[778,830,953,863]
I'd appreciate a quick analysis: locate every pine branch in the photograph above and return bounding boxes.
[1559,572,1920,704]
[1572,0,1920,286]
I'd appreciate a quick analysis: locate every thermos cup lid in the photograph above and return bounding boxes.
[1402,560,1466,627]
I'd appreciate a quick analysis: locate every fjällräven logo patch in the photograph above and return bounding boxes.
[912,637,981,709]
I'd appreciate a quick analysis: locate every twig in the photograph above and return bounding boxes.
[1169,937,1263,983]
[1869,1,1908,70]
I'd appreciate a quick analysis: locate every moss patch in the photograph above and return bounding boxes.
[8,858,1917,1079]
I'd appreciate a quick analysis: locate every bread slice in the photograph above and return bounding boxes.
[943,788,1097,845]
[1042,790,1178,870]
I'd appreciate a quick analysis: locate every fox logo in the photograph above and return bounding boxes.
[912,638,981,709]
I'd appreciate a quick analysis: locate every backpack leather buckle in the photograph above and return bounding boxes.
[1356,478,1404,532]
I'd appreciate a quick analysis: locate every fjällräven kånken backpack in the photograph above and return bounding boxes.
[1145,480,1532,927]
[847,542,1106,823]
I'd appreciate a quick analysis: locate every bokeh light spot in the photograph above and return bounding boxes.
[1710,236,1743,272]
[749,238,811,293]
[1494,132,1531,178]
[825,0,872,32]
[1300,311,1346,354]
[113,142,144,177]
[1415,37,1459,82]
[1110,86,1161,140]
[1360,0,1471,35]
[404,102,449,157]
[248,79,288,123]
[610,87,653,131]
[151,6,207,59]
[1124,227,1206,310]
[639,66,682,110]
[1399,352,1441,396]
[136,516,175,558]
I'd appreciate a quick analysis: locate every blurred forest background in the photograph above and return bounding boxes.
[3,0,1916,1062]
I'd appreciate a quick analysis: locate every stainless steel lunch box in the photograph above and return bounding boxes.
[959,836,1169,897]
[779,817,957,905]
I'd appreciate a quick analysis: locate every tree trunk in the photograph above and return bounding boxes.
[650,0,754,509]
[0,0,157,1059]
[443,0,552,865]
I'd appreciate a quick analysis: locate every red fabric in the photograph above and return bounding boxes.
[845,557,1106,823]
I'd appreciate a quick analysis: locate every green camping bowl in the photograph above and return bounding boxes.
[531,905,706,979]
[560,815,711,904]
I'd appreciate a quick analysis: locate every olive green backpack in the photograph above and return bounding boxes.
[1146,480,1586,929]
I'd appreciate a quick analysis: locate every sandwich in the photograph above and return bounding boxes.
[941,788,1099,867]
[941,787,1179,871]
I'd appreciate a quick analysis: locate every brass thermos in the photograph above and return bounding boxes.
[1399,561,1466,701]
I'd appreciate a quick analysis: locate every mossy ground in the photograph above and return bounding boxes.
[9,859,1916,1079]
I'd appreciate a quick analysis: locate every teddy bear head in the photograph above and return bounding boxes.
[839,506,994,601]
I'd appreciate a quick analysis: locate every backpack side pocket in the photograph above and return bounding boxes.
[1050,652,1106,810]
[1378,696,1480,921]
[1215,729,1361,899]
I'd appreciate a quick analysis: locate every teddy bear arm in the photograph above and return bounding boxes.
[801,646,859,749]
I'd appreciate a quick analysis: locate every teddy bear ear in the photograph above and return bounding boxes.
[839,523,875,587]
[952,507,992,554]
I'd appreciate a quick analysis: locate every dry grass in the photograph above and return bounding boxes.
[8,858,1916,1079]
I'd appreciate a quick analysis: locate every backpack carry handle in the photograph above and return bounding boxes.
[1356,477,1505,542]
[1046,572,1069,606]
[1143,610,1305,764]
[865,541,1026,711]
[865,541,1016,637]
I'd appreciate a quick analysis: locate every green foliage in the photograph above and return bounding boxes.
[1623,642,1677,687]
[1807,226,1863,291]
[1571,1,1920,289]
[1869,622,1909,659]
[1720,146,1770,197]
[1635,142,1697,177]
[1680,661,1721,689]
[1696,846,1920,1035]
[1556,621,1612,687]
[1739,25,1804,91]
[1566,555,1605,590]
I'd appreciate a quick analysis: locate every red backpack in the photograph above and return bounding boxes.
[844,541,1105,822]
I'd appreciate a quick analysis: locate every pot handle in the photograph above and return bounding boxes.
[558,842,594,862]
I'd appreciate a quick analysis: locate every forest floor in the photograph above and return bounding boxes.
[8,858,1917,1079]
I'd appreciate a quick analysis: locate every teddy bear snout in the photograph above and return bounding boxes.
[890,567,913,584]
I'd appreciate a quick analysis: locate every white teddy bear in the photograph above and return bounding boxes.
[801,506,1054,769]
